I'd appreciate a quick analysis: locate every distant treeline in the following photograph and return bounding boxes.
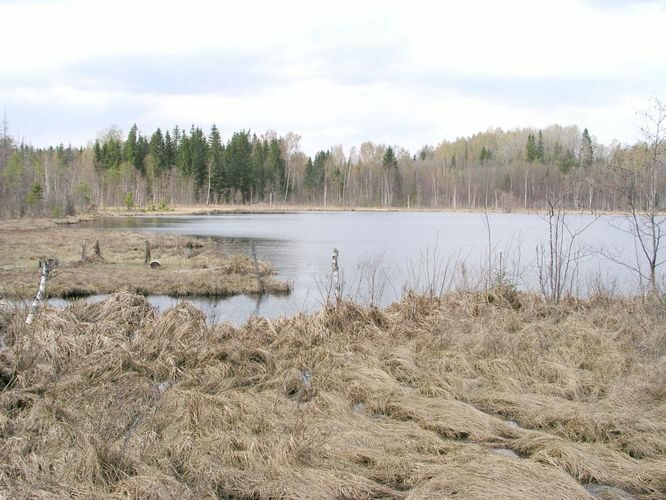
[0,119,663,217]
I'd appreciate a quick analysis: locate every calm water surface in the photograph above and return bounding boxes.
[68,211,651,324]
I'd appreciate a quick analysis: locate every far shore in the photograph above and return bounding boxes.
[94,202,620,218]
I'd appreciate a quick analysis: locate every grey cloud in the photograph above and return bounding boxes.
[581,0,665,10]
[2,92,154,146]
[65,50,289,96]
[292,39,662,109]
[395,69,666,108]
[308,41,409,86]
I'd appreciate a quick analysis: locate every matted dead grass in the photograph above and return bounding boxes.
[0,291,664,498]
[0,220,289,298]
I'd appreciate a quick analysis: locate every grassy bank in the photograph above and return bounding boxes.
[99,203,548,217]
[0,291,664,498]
[0,219,289,299]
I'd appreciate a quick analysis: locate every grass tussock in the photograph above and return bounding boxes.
[0,291,665,498]
[0,221,289,298]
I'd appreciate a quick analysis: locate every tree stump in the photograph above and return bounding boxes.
[144,240,152,265]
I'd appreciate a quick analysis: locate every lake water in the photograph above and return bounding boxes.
[62,211,656,324]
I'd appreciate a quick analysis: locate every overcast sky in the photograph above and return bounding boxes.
[1,0,664,155]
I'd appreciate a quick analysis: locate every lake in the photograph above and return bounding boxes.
[64,210,656,324]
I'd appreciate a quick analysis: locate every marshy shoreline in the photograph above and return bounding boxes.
[0,290,664,498]
[0,218,290,300]
[0,215,665,498]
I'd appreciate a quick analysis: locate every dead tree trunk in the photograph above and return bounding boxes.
[144,240,152,265]
[26,258,58,325]
[331,248,341,305]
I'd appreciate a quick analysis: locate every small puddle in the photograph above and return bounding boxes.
[584,484,636,500]
[491,448,521,459]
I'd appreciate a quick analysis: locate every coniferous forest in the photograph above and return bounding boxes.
[0,111,664,217]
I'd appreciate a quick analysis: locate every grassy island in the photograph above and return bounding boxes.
[0,218,289,299]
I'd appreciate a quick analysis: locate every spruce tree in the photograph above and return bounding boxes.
[93,140,103,170]
[312,150,330,189]
[163,130,175,169]
[209,125,225,199]
[304,157,316,195]
[189,126,208,199]
[382,146,398,170]
[581,128,593,168]
[526,134,537,162]
[149,128,165,174]
[252,137,268,198]
[123,124,138,167]
[176,129,191,176]
[268,138,285,195]
[226,131,253,202]
[135,134,148,174]
[536,131,545,162]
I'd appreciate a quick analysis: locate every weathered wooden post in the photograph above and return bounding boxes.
[144,240,152,265]
[26,258,58,325]
[94,240,101,257]
[251,242,265,294]
[331,248,341,305]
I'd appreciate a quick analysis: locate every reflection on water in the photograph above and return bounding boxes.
[47,294,289,326]
[71,211,649,324]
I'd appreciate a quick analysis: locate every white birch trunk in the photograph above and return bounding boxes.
[331,248,341,304]
[26,260,50,325]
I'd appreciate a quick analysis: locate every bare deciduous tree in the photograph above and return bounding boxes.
[536,192,596,303]
[608,97,666,294]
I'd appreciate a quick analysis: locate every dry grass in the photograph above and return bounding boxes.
[0,290,664,498]
[97,203,547,217]
[0,220,289,298]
